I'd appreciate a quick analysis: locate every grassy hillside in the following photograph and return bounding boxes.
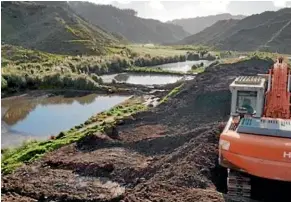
[176,8,291,53]
[68,1,190,44]
[178,19,240,45]
[169,13,245,35]
[1,1,119,55]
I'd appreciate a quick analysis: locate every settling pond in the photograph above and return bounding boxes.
[101,73,184,85]
[153,60,212,73]
[1,93,130,148]
[101,60,211,85]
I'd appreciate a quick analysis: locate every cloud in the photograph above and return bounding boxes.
[198,0,229,13]
[88,0,291,21]
[273,0,288,7]
[149,0,164,10]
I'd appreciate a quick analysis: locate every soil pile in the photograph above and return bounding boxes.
[3,58,279,202]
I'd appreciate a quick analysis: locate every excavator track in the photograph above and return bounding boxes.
[227,169,251,202]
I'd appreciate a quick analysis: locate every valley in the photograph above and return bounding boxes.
[1,1,291,202]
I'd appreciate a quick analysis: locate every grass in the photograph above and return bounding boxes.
[160,83,184,103]
[1,44,194,93]
[1,96,147,175]
[1,44,64,66]
[2,72,106,94]
[128,44,188,57]
[219,52,276,64]
[173,45,215,52]
[187,67,206,74]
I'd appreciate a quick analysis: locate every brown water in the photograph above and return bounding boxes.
[1,93,130,148]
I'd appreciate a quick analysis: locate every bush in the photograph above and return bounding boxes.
[191,64,198,70]
[1,76,8,90]
[204,53,216,61]
[56,132,65,139]
[187,52,200,60]
[2,72,101,92]
[4,74,27,89]
[90,73,103,84]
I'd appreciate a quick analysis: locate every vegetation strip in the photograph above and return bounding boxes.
[160,83,184,103]
[126,66,185,75]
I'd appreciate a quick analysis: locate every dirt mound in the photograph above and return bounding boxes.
[76,132,120,151]
[2,164,125,201]
[42,133,152,186]
[119,124,168,143]
[137,125,222,189]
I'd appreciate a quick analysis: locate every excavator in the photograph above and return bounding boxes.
[218,57,291,201]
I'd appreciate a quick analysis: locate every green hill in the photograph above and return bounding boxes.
[176,8,291,53]
[1,1,119,55]
[169,13,245,35]
[68,1,190,44]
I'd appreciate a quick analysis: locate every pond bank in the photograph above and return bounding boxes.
[1,82,175,174]
[1,92,132,148]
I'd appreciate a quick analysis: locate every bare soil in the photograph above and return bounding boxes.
[1,193,37,202]
[3,58,290,202]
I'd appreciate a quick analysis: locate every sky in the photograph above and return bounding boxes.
[88,0,291,22]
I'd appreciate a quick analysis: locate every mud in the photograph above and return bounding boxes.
[3,58,290,202]
[123,183,226,202]
[1,193,37,202]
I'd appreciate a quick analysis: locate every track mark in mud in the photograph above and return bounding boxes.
[2,165,125,202]
[41,134,153,186]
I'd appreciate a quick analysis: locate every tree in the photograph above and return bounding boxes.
[122,9,137,16]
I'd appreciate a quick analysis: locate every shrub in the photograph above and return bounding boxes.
[90,73,103,84]
[191,64,198,70]
[1,77,8,90]
[56,132,66,139]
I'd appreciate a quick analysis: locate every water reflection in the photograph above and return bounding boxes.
[1,93,130,148]
[2,94,99,125]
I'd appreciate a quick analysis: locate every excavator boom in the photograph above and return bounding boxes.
[264,58,290,119]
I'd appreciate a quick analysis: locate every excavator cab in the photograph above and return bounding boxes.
[231,77,266,116]
[219,62,291,200]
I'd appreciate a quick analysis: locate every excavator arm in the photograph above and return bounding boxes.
[263,57,291,119]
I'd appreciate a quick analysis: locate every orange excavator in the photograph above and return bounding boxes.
[219,57,291,201]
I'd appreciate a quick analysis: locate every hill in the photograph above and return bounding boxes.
[1,1,119,55]
[176,8,291,53]
[169,13,245,35]
[68,1,190,44]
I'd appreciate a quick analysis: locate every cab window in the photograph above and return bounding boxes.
[236,91,257,114]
